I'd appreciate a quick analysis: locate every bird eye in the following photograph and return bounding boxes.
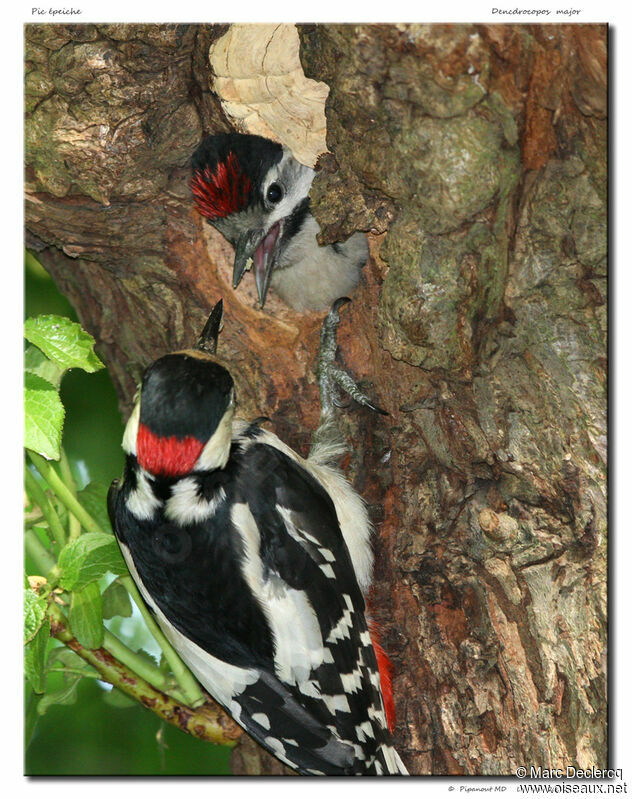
[266,183,284,204]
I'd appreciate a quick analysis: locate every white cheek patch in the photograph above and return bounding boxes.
[122,401,140,455]
[264,150,315,227]
[196,407,234,471]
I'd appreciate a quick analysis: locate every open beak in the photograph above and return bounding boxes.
[232,222,282,308]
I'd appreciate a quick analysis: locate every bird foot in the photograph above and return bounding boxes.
[310,298,386,463]
[316,298,388,420]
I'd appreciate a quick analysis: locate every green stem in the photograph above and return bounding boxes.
[59,450,81,541]
[24,465,67,548]
[26,527,188,703]
[120,575,205,708]
[102,629,188,704]
[24,529,57,577]
[47,668,103,679]
[48,602,240,748]
[27,451,101,533]
[28,451,204,706]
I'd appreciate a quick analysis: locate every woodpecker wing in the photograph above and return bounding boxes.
[229,443,395,771]
[109,441,402,774]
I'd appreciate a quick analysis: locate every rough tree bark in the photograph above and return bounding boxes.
[24,23,607,775]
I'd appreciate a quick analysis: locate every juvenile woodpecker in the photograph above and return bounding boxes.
[108,300,407,775]
[190,133,368,311]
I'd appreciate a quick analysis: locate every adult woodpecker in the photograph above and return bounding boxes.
[190,133,368,312]
[108,300,407,775]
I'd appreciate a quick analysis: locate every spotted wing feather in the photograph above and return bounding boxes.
[109,441,401,774]
[229,444,395,773]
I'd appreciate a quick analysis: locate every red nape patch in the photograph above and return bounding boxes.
[136,423,205,478]
[369,620,396,733]
[191,151,252,220]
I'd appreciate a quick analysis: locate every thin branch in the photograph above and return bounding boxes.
[119,575,206,708]
[101,627,187,705]
[24,529,57,577]
[59,450,81,541]
[26,525,191,704]
[27,451,101,533]
[48,601,242,749]
[26,449,206,708]
[24,465,67,548]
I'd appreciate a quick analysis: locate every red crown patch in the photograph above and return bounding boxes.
[191,151,252,221]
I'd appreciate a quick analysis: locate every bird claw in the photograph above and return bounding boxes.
[317,299,388,418]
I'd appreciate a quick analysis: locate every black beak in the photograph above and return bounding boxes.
[196,299,224,355]
[232,223,282,309]
[232,230,263,290]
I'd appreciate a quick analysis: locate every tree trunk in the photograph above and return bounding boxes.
[25,22,607,775]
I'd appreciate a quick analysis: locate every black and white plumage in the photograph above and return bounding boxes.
[190,133,368,311]
[108,301,407,775]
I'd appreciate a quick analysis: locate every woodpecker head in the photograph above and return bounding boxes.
[191,133,315,308]
[123,301,236,478]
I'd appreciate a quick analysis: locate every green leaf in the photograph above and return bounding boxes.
[25,618,50,693]
[47,646,95,673]
[24,315,104,373]
[35,642,96,716]
[30,525,50,540]
[24,588,47,644]
[77,482,113,534]
[37,674,81,716]
[135,648,159,669]
[58,532,127,591]
[102,580,132,619]
[159,652,172,673]
[46,646,99,682]
[69,583,104,649]
[24,344,65,388]
[24,373,64,460]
